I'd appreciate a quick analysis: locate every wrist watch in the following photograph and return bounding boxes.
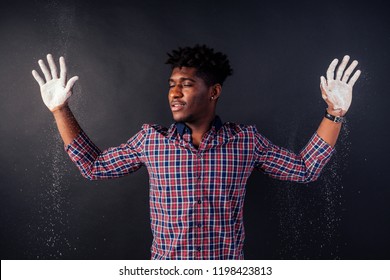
[324,110,346,123]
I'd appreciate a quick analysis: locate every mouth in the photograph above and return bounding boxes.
[171,101,186,112]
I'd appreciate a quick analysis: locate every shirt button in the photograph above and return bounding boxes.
[197,223,202,228]
[197,199,202,204]
[197,247,201,251]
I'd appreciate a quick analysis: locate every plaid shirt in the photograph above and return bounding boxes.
[65,116,334,259]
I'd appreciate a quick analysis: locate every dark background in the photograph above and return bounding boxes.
[1,0,389,260]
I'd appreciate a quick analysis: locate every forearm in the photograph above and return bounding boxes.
[52,105,82,146]
[316,116,342,147]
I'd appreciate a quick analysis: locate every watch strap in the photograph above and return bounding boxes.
[325,111,345,123]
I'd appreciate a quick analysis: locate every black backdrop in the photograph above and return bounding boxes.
[1,0,389,260]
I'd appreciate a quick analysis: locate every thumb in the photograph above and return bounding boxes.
[320,76,328,100]
[64,76,79,93]
[320,76,327,90]
[66,90,73,100]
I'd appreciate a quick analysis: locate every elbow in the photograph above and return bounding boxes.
[298,159,326,183]
[81,174,95,181]
[84,175,96,181]
[74,162,100,181]
[301,176,318,184]
[300,170,321,184]
[79,169,98,181]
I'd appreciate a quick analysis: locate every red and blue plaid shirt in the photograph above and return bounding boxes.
[65,116,334,259]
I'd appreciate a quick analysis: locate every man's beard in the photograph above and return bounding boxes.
[172,113,195,123]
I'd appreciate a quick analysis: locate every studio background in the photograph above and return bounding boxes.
[1,0,389,259]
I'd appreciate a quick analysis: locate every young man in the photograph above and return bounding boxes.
[32,45,361,259]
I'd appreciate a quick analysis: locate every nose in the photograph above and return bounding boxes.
[169,85,184,99]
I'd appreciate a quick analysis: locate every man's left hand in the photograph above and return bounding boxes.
[320,55,361,117]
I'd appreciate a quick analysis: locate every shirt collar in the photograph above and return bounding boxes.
[175,115,223,137]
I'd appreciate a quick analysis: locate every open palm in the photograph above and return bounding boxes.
[32,54,78,112]
[320,55,361,116]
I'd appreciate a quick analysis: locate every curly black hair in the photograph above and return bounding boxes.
[165,44,233,86]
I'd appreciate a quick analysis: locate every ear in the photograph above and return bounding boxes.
[210,84,222,101]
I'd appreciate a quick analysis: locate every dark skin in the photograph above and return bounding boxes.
[167,66,342,148]
[168,67,222,147]
[43,61,341,148]
[46,66,221,147]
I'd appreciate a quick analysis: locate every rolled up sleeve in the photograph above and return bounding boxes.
[65,129,146,180]
[254,131,334,183]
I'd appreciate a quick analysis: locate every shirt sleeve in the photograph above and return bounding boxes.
[253,130,334,183]
[65,128,147,180]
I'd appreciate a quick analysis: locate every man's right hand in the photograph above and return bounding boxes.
[32,54,79,112]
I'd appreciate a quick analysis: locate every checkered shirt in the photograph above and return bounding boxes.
[65,116,334,259]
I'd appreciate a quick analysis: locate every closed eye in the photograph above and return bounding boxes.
[169,83,193,88]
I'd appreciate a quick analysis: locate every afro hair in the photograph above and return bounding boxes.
[166,44,233,86]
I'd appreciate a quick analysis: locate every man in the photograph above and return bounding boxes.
[32,45,361,259]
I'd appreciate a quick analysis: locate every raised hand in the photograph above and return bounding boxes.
[320,55,361,117]
[32,54,79,112]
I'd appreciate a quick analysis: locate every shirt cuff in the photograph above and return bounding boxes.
[64,130,101,163]
[300,132,335,162]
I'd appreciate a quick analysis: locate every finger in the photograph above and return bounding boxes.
[320,76,328,100]
[326,58,339,81]
[66,91,73,100]
[342,60,358,83]
[47,54,58,79]
[32,70,45,86]
[38,59,52,82]
[320,76,327,88]
[59,56,67,86]
[336,55,350,80]
[348,69,361,87]
[321,88,327,100]
[64,76,79,93]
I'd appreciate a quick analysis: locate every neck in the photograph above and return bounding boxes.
[185,114,215,147]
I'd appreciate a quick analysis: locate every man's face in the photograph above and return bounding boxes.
[168,67,214,124]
